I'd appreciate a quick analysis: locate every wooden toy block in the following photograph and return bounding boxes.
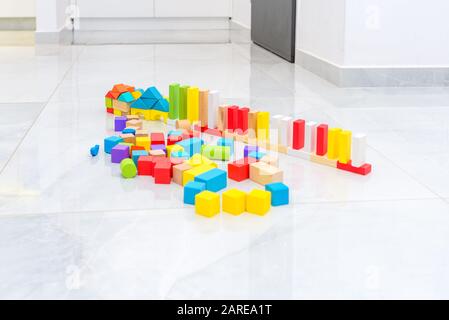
[227,157,257,182]
[126,115,141,121]
[126,119,143,130]
[249,162,283,186]
[327,128,342,160]
[167,135,182,146]
[167,144,184,157]
[261,155,279,167]
[131,145,145,153]
[114,115,127,132]
[287,147,311,160]
[113,100,131,113]
[217,105,228,131]
[112,84,135,93]
[150,132,165,146]
[208,90,219,129]
[169,83,180,120]
[105,97,113,108]
[90,145,99,157]
[113,109,122,116]
[149,149,166,157]
[310,154,337,167]
[186,153,217,168]
[136,136,150,151]
[183,164,215,186]
[227,106,239,131]
[106,107,114,114]
[265,182,289,206]
[176,119,191,131]
[217,138,234,155]
[337,161,372,176]
[271,114,284,145]
[199,89,209,127]
[187,87,199,122]
[104,136,123,154]
[304,121,318,153]
[256,112,270,142]
[195,191,220,218]
[223,130,236,140]
[246,189,271,216]
[120,158,137,179]
[338,130,352,164]
[352,133,367,168]
[122,127,136,135]
[237,107,249,132]
[184,181,206,205]
[137,156,153,176]
[179,85,189,120]
[173,163,192,185]
[293,119,305,150]
[135,129,148,137]
[148,110,168,123]
[176,137,203,157]
[170,156,184,170]
[154,160,172,184]
[171,151,190,160]
[130,108,151,121]
[202,145,230,161]
[281,116,293,148]
[235,133,248,143]
[119,133,136,145]
[119,142,134,156]
[111,144,130,164]
[222,189,246,215]
[316,124,328,156]
[194,168,227,192]
[131,91,142,100]
[248,110,258,141]
[132,150,148,165]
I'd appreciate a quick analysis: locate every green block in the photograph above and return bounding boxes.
[179,85,189,120]
[105,97,113,108]
[120,158,137,179]
[169,83,180,120]
[202,145,230,161]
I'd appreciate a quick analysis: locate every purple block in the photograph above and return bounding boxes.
[151,144,166,153]
[114,116,127,132]
[111,145,130,163]
[244,145,259,158]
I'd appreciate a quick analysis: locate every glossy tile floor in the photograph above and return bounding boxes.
[1,39,449,299]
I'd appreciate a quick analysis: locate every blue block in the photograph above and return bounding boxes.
[130,98,151,110]
[171,151,189,159]
[122,128,136,135]
[195,168,227,192]
[168,130,183,137]
[104,136,123,154]
[90,144,99,157]
[183,181,206,205]
[142,86,164,101]
[132,150,148,165]
[248,151,266,161]
[118,91,135,103]
[153,99,169,112]
[176,138,204,157]
[217,138,234,155]
[265,182,289,206]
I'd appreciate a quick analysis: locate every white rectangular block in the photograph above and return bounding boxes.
[352,133,367,167]
[280,116,293,147]
[304,121,318,153]
[208,90,219,129]
[271,114,284,144]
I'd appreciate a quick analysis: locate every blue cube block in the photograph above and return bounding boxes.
[217,138,234,155]
[248,151,266,161]
[244,145,258,158]
[176,137,204,157]
[195,168,227,192]
[132,150,148,165]
[183,181,206,205]
[104,136,123,154]
[265,182,289,206]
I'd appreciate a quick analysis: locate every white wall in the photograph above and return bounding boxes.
[232,0,251,28]
[1,0,35,17]
[36,0,70,32]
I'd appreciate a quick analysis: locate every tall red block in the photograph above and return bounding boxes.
[237,107,250,132]
[151,132,165,146]
[293,119,305,150]
[316,124,328,156]
[227,106,239,131]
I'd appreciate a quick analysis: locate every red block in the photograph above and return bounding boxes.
[167,135,182,146]
[154,160,172,184]
[337,161,372,176]
[203,127,222,137]
[151,132,165,146]
[106,108,114,114]
[137,156,153,176]
[131,146,146,153]
[237,107,249,132]
[228,157,258,182]
[316,124,328,156]
[227,106,239,131]
[293,119,305,150]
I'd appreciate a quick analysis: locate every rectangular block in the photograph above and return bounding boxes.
[237,107,249,132]
[327,128,342,160]
[150,132,165,146]
[338,130,352,164]
[154,160,172,184]
[227,106,239,131]
[248,110,258,141]
[179,85,189,120]
[176,137,203,157]
[168,83,180,120]
[183,164,216,186]
[256,112,270,142]
[227,157,258,182]
[316,124,328,156]
[173,163,192,185]
[195,168,227,192]
[136,136,150,151]
[293,119,305,150]
[202,145,230,161]
[217,105,228,131]
[187,87,199,122]
[281,116,293,148]
[208,90,219,129]
[114,116,127,132]
[304,121,318,153]
[337,161,372,176]
[352,133,367,168]
[244,145,259,158]
[199,89,209,128]
[249,162,283,186]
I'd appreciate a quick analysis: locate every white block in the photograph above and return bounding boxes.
[352,134,367,167]
[208,90,219,129]
[304,121,318,153]
[271,114,284,144]
[280,116,293,147]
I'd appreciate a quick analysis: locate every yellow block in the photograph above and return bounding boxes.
[187,87,199,122]
[131,108,151,120]
[149,110,168,123]
[166,145,184,158]
[186,154,217,168]
[113,108,122,116]
[136,136,151,151]
[131,91,142,99]
[182,164,215,186]
[195,191,220,218]
[222,189,246,215]
[256,112,270,142]
[338,130,352,164]
[246,189,271,216]
[327,128,342,160]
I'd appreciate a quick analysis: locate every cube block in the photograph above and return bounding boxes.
[184,181,206,205]
[227,157,257,182]
[222,189,246,215]
[195,191,220,218]
[265,182,289,206]
[194,168,227,192]
[104,136,123,154]
[111,144,130,164]
[246,189,271,216]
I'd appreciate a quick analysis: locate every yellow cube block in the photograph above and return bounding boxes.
[327,128,342,160]
[195,191,220,218]
[246,189,271,216]
[136,136,151,151]
[166,144,184,157]
[338,130,352,164]
[182,164,215,186]
[222,189,246,215]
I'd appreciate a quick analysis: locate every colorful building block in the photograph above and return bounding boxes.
[256,111,270,142]
[194,168,227,192]
[227,106,239,131]
[337,161,372,176]
[208,90,219,129]
[90,145,99,157]
[126,119,143,130]
[248,151,266,161]
[201,145,230,161]
[249,162,283,185]
[176,119,191,131]
[316,124,328,156]
[195,191,220,218]
[338,130,352,164]
[114,116,127,132]
[199,89,209,127]
[111,144,130,164]
[248,110,258,142]
[150,132,165,146]
[104,136,123,154]
[187,87,199,122]
[132,150,148,165]
[244,145,259,158]
[137,155,153,176]
[237,107,249,132]
[217,105,228,131]
[154,160,172,184]
[352,133,367,168]
[173,163,192,185]
[260,155,278,167]
[176,137,204,157]
[184,181,206,205]
[167,144,184,157]
[119,133,136,145]
[265,182,289,206]
[222,189,246,215]
[227,157,257,182]
[246,189,271,216]
[186,153,217,168]
[149,149,166,157]
[122,128,136,135]
[169,83,180,120]
[217,138,234,155]
[120,158,137,179]
[179,85,189,120]
[183,164,215,186]
[293,119,305,150]
[304,121,317,153]
[136,136,150,151]
[327,128,342,160]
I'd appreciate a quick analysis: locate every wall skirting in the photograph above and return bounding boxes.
[296,49,449,87]
[35,28,72,45]
[0,18,35,31]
